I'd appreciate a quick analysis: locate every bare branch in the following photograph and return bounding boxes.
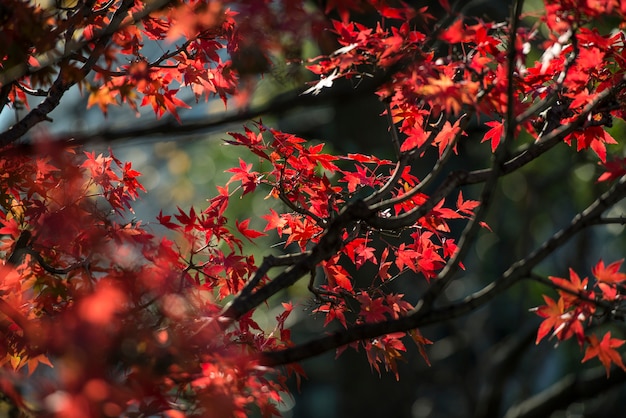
[503,366,626,418]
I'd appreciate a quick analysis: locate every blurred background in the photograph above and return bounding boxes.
[3,0,626,416]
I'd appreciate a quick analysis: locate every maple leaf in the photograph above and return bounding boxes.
[372,334,407,380]
[440,18,465,44]
[597,157,626,182]
[432,118,463,157]
[175,206,197,231]
[592,259,626,284]
[226,158,259,195]
[314,301,348,328]
[157,211,179,230]
[582,332,626,377]
[532,295,567,344]
[408,329,433,366]
[261,208,287,236]
[87,85,118,115]
[417,75,479,115]
[565,126,617,163]
[357,292,389,323]
[0,218,21,239]
[395,243,420,272]
[442,239,464,270]
[549,268,592,309]
[25,354,53,377]
[236,219,266,242]
[378,247,393,281]
[400,124,428,153]
[225,127,270,161]
[340,164,376,193]
[322,257,353,291]
[482,120,505,152]
[343,238,377,269]
[456,191,480,216]
[305,143,340,172]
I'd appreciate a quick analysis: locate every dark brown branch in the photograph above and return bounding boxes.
[227,252,310,308]
[366,78,626,230]
[504,0,525,150]
[474,324,538,418]
[420,2,526,312]
[259,175,626,366]
[503,366,626,418]
[221,199,373,320]
[44,73,393,149]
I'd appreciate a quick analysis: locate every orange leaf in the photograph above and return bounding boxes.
[582,332,626,377]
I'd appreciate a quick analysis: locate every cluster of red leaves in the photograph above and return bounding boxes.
[2,0,322,122]
[305,1,626,161]
[2,0,626,416]
[533,260,626,376]
[0,145,296,417]
[225,122,480,374]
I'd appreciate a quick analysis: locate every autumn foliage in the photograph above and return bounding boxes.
[2,0,626,416]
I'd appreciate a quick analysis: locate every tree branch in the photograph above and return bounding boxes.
[366,77,626,231]
[503,366,626,418]
[418,0,526,313]
[220,199,373,320]
[259,175,626,366]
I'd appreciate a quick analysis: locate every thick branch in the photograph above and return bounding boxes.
[221,199,373,319]
[474,324,538,418]
[366,79,625,230]
[503,366,626,418]
[259,176,626,366]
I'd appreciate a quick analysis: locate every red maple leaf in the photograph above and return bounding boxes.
[456,191,480,216]
[357,292,389,323]
[582,332,626,377]
[533,295,567,344]
[156,211,179,230]
[343,238,377,269]
[322,257,353,291]
[597,157,626,182]
[395,243,420,272]
[235,219,266,242]
[378,247,393,281]
[482,120,504,152]
[549,268,592,308]
[592,259,626,284]
[439,18,465,44]
[314,302,348,328]
[432,118,463,156]
[226,158,259,195]
[566,126,617,163]
[261,208,287,236]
